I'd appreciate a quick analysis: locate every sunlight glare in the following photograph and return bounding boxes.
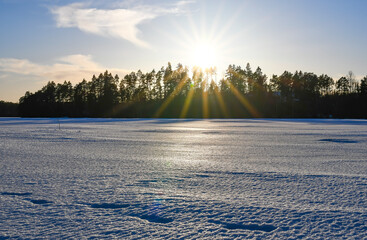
[191,42,217,69]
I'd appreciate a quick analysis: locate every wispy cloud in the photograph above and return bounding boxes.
[51,1,193,48]
[0,54,130,83]
[0,55,130,102]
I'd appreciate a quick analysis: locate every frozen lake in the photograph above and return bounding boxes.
[1,118,367,239]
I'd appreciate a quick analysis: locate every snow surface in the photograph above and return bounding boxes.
[1,118,367,239]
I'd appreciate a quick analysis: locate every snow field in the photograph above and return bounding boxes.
[1,118,367,239]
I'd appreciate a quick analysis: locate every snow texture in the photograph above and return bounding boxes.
[1,118,367,239]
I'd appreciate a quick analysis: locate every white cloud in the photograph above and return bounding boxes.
[0,54,131,102]
[51,1,192,48]
[0,54,130,84]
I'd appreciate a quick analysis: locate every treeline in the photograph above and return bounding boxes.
[17,62,367,118]
[0,101,18,117]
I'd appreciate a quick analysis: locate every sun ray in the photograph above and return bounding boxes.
[154,75,190,118]
[202,90,209,118]
[225,80,261,118]
[213,87,229,118]
[179,84,195,118]
[212,2,249,43]
[109,101,133,117]
[207,1,224,40]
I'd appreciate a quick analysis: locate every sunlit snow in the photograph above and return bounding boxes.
[1,118,367,239]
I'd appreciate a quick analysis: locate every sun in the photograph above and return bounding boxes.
[190,42,218,69]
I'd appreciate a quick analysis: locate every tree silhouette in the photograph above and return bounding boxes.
[15,63,367,118]
[336,76,349,94]
[361,76,367,96]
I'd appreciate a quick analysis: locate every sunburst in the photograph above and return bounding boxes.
[190,41,218,70]
[154,2,260,118]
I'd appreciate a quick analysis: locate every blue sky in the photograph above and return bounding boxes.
[1,0,367,102]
